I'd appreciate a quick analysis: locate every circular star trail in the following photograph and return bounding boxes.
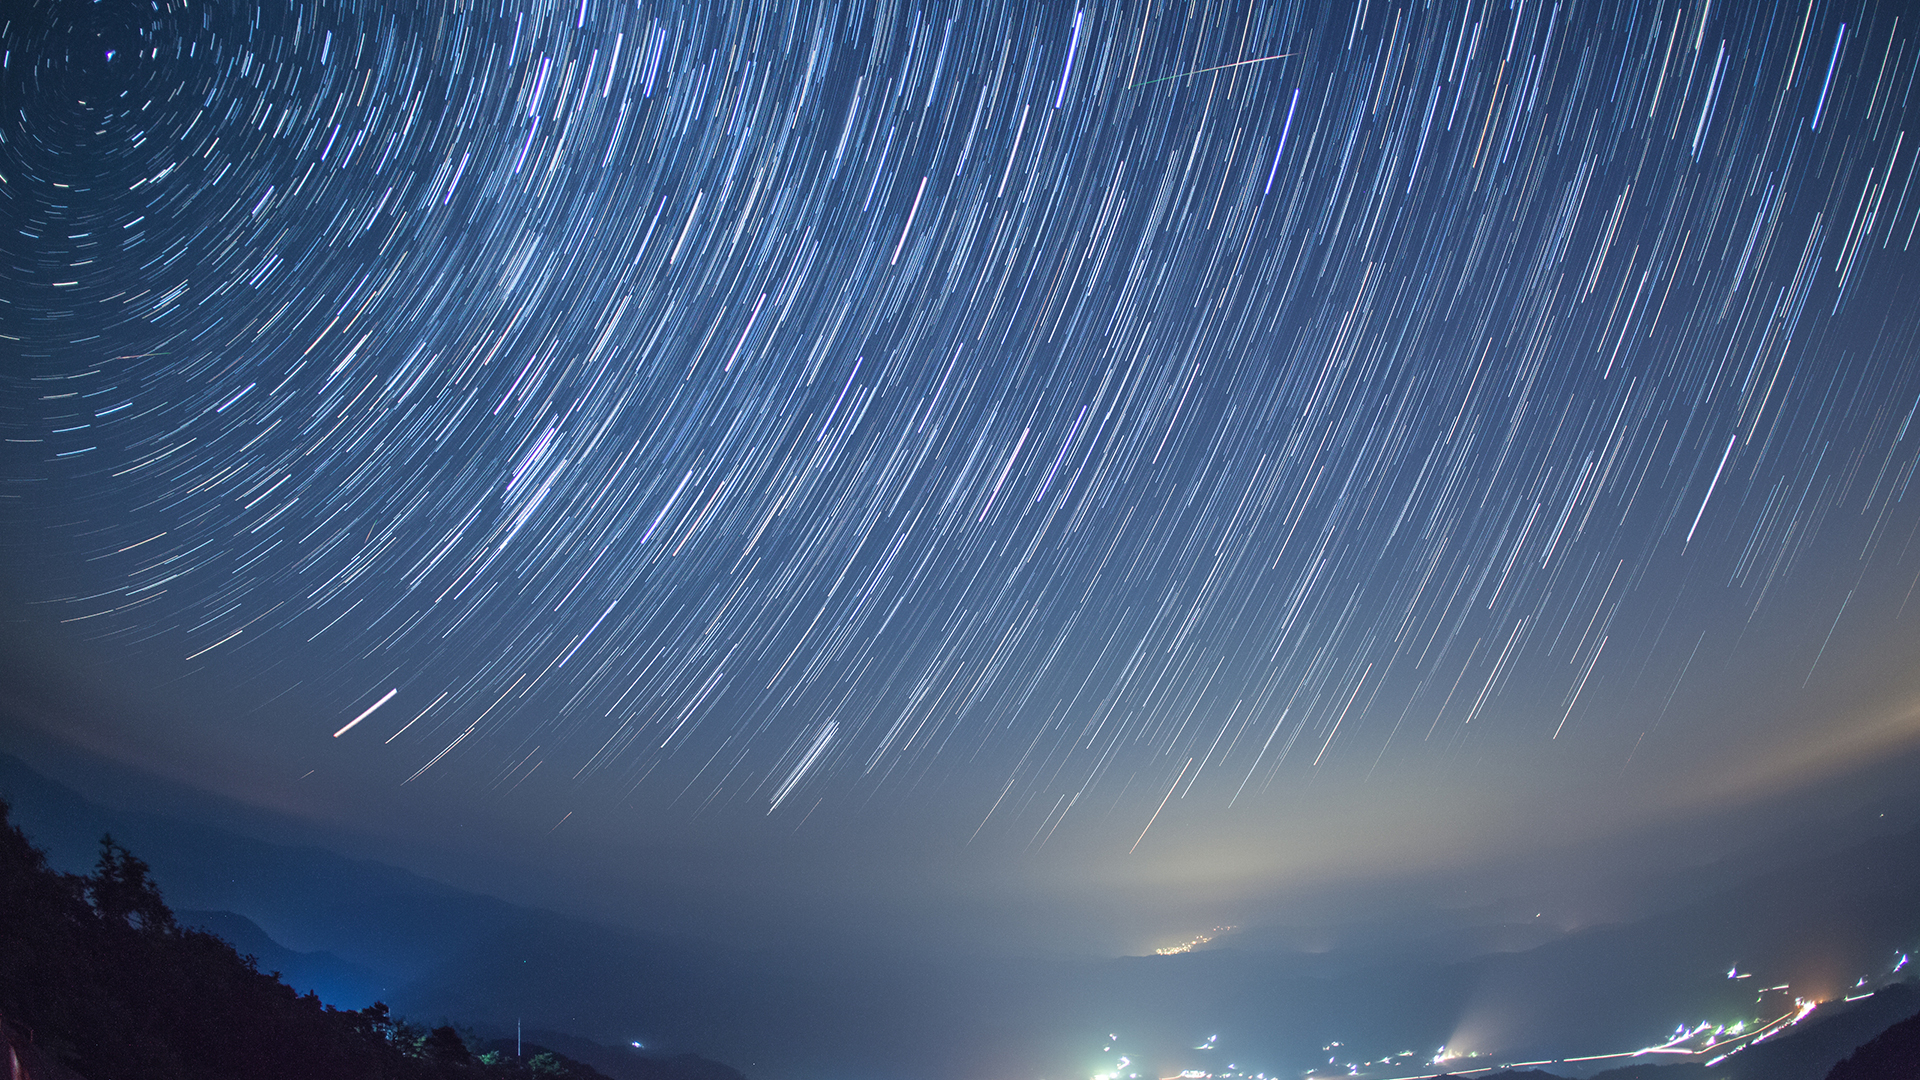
[4,0,1919,845]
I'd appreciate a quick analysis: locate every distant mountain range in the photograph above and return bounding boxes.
[4,748,1918,1080]
[175,909,385,1007]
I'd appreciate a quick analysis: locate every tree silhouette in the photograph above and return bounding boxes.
[86,834,176,934]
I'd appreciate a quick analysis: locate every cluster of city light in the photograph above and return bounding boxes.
[1155,928,1236,956]
[1095,946,1917,1080]
[1086,1032,1282,1080]
[1296,1042,1428,1077]
[1384,948,1915,1080]
[1089,1032,1141,1080]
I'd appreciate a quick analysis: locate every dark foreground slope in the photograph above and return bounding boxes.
[1823,1008,1920,1080]
[0,797,733,1080]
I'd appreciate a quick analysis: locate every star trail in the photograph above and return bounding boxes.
[4,0,1920,862]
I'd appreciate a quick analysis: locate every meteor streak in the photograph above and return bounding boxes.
[1127,53,1296,90]
[332,688,398,738]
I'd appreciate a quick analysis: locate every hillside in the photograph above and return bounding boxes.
[0,796,738,1080]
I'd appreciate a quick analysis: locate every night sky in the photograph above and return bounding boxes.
[6,0,1920,981]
